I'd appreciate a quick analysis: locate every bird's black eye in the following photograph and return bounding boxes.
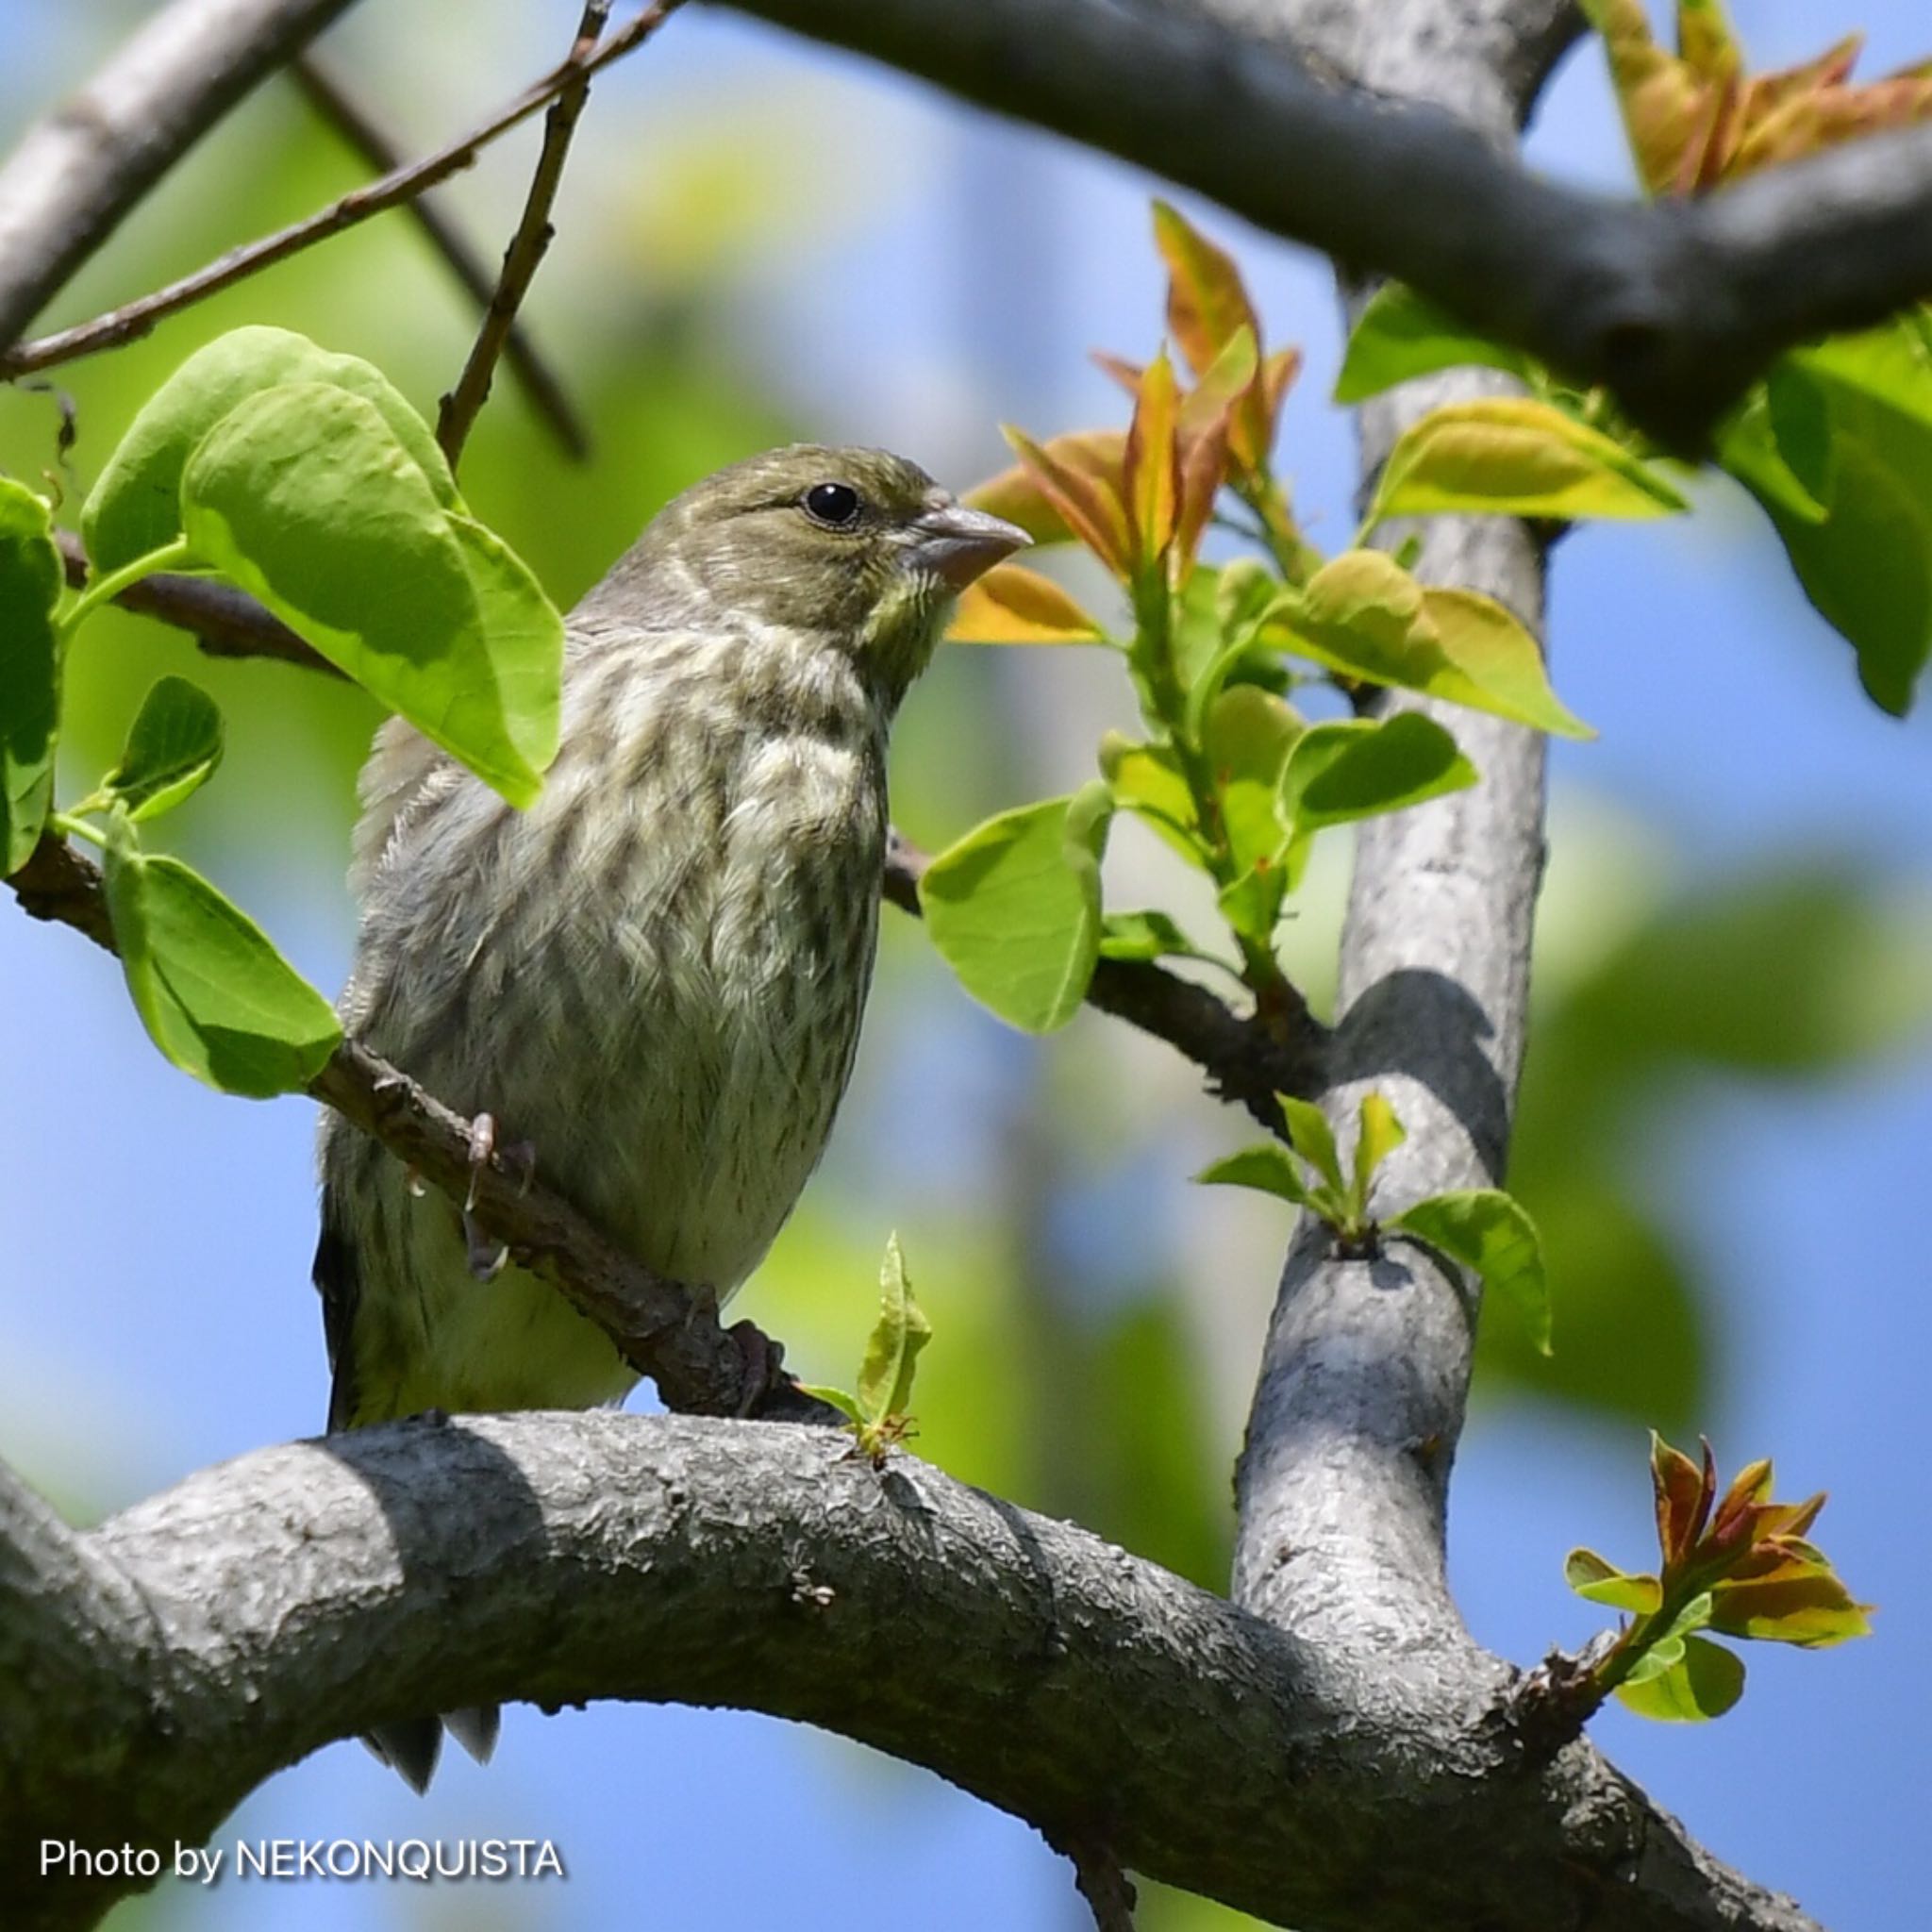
[803,480,862,527]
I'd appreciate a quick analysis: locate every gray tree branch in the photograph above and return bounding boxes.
[0,0,362,344]
[0,1415,1821,1932]
[717,0,1932,449]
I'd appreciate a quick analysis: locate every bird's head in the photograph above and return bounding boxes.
[584,444,1029,704]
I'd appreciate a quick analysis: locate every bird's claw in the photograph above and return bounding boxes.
[727,1319,783,1417]
[462,1111,509,1280]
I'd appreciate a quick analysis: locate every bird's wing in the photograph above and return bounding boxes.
[311,1191,363,1434]
[349,715,466,897]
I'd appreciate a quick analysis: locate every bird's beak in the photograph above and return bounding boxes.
[907,502,1031,591]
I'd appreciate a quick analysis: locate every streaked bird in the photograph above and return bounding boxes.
[314,445,1026,1788]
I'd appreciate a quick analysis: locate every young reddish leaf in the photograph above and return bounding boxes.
[1582,0,1715,193]
[1152,200,1260,379]
[946,563,1107,645]
[1707,1455,1774,1547]
[1090,349,1145,399]
[1124,351,1182,573]
[1173,328,1259,566]
[1650,1431,1715,1568]
[1729,67,1932,179]
[966,430,1127,546]
[1002,426,1133,577]
[1246,346,1303,473]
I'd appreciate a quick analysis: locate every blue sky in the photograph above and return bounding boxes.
[1,4,1927,1928]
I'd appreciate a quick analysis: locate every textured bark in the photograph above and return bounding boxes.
[719,0,1932,449]
[0,1418,1820,1932]
[0,0,1880,1927]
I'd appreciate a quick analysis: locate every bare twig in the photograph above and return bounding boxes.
[437,1,660,467]
[290,54,588,460]
[7,835,826,1424]
[0,3,685,380]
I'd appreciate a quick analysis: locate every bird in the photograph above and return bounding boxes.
[312,444,1027,1790]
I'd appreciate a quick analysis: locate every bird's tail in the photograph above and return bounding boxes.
[364,1706,501,1794]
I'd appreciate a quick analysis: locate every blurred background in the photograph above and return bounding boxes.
[1,2,1926,1926]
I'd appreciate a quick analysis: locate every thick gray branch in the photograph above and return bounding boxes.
[0,1417,1818,1932]
[717,0,1932,448]
[0,0,361,343]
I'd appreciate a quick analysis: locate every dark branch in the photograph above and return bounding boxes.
[717,0,1932,449]
[435,1,665,467]
[290,54,589,460]
[54,530,340,675]
[6,836,826,1424]
[0,4,685,379]
[0,1414,1826,1932]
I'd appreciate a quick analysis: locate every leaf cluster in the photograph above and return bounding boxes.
[1198,1090,1552,1353]
[1565,1433,1871,1721]
[923,204,1599,1045]
[1,326,565,1096]
[1339,5,1932,715]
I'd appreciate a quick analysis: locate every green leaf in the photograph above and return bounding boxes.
[1335,282,1530,404]
[82,324,458,573]
[1350,1091,1407,1208]
[1098,732,1203,859]
[1194,1141,1310,1207]
[920,785,1114,1033]
[101,810,342,1097]
[1613,1634,1746,1723]
[1279,713,1477,836]
[0,477,62,874]
[179,382,561,806]
[1277,1095,1343,1195]
[855,1231,932,1424]
[1265,551,1592,738]
[1371,398,1689,524]
[1216,862,1287,945]
[1391,1188,1551,1354]
[100,676,224,822]
[1742,346,1932,714]
[1563,1547,1663,1614]
[1099,908,1199,962]
[793,1383,866,1427]
[1203,684,1302,874]
[1715,390,1825,525]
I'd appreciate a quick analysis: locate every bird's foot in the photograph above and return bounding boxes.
[727,1319,785,1417]
[462,1111,509,1280]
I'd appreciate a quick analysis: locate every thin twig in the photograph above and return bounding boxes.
[290,53,588,460]
[7,835,825,1424]
[437,1,645,468]
[0,3,684,380]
